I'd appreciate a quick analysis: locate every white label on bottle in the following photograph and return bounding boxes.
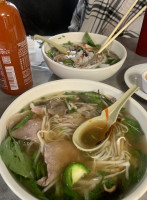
[5,66,19,90]
[2,56,11,64]
[0,61,8,89]
[17,39,32,85]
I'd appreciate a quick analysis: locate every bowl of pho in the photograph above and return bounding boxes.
[0,79,147,200]
[42,32,127,81]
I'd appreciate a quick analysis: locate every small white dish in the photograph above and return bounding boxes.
[142,71,147,94]
[124,63,147,100]
[27,37,44,66]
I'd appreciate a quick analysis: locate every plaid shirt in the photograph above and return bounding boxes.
[68,0,146,37]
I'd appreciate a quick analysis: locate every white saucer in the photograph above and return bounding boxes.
[124,63,147,100]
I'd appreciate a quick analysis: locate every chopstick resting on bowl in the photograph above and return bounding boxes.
[97,4,147,54]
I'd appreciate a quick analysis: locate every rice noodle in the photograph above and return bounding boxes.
[26,141,34,153]
[42,178,58,193]
[34,145,41,163]
[37,131,45,154]
[36,116,48,155]
[85,122,131,192]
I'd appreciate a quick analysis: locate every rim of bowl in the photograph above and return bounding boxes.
[0,79,147,200]
[42,32,127,72]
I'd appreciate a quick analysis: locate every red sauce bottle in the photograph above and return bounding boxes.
[136,8,147,57]
[0,0,33,95]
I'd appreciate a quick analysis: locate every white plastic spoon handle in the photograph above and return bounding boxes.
[105,85,139,126]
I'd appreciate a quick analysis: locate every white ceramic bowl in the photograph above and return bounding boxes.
[0,79,147,200]
[42,32,127,81]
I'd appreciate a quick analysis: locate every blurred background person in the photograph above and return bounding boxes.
[68,0,146,38]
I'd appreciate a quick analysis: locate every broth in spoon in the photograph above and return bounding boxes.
[79,120,108,148]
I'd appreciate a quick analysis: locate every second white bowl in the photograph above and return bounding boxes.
[42,32,127,81]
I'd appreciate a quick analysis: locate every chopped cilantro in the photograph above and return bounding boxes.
[66,96,74,102]
[69,107,77,113]
[105,179,116,189]
[19,108,25,113]
[60,128,64,131]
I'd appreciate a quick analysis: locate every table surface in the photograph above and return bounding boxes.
[0,37,147,200]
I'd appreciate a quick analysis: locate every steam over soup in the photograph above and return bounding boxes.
[0,90,147,200]
[46,32,120,69]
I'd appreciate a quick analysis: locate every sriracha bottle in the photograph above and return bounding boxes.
[0,0,33,95]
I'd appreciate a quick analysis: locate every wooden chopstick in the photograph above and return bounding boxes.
[98,5,147,54]
[102,0,139,47]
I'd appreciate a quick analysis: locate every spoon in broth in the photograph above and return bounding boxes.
[34,34,67,54]
[72,85,139,152]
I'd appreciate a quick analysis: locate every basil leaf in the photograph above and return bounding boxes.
[105,58,120,65]
[122,118,143,142]
[120,149,147,193]
[32,152,47,180]
[64,186,82,200]
[20,178,48,200]
[0,136,34,179]
[78,92,112,110]
[82,32,96,47]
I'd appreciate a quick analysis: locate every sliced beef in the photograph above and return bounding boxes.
[54,54,68,62]
[37,139,81,187]
[31,105,45,115]
[47,98,67,116]
[11,119,42,143]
